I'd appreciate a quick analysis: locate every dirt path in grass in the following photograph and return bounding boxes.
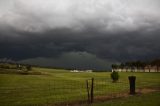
[48,87,160,106]
[93,87,160,103]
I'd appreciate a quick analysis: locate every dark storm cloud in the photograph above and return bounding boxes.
[1,28,160,61]
[0,0,160,69]
[19,52,112,70]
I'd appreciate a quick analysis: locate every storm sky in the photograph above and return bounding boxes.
[0,0,160,70]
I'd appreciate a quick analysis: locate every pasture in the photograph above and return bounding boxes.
[0,67,160,106]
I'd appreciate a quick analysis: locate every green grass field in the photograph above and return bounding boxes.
[0,67,160,106]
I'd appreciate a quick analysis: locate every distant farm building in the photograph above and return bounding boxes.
[70,69,92,73]
[112,65,160,72]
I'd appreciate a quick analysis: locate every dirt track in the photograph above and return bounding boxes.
[48,87,160,106]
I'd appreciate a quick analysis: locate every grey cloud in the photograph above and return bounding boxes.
[0,0,160,33]
[0,0,160,70]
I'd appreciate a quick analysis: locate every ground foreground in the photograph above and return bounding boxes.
[0,67,160,106]
[87,91,160,106]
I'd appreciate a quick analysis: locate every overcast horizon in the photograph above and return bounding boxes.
[0,0,160,70]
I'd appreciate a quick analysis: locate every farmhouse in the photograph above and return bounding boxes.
[70,69,93,73]
[112,65,160,72]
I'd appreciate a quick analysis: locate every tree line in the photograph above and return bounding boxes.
[0,62,32,71]
[112,59,160,72]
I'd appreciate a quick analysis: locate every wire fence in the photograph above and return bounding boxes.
[0,77,159,106]
[0,80,87,106]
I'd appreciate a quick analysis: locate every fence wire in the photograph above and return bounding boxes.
[0,77,159,106]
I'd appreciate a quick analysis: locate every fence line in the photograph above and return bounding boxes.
[0,77,159,106]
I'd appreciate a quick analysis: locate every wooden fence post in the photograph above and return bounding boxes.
[128,76,136,95]
[90,78,94,103]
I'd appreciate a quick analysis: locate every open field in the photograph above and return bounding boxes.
[0,67,160,106]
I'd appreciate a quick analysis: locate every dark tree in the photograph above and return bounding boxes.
[26,65,32,71]
[111,64,119,71]
[151,59,160,72]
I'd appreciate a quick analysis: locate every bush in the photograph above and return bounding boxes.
[111,71,119,82]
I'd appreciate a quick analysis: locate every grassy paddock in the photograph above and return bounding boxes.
[0,67,160,106]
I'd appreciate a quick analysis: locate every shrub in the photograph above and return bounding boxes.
[111,71,119,82]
